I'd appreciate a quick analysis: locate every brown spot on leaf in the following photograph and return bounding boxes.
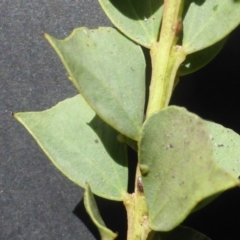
[165,144,173,149]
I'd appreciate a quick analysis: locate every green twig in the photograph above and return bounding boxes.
[146,0,186,118]
[123,166,151,240]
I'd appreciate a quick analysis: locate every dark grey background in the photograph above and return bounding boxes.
[1,0,240,239]
[0,1,111,239]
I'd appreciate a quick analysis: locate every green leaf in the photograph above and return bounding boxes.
[84,183,117,240]
[98,0,163,48]
[139,106,238,231]
[14,95,128,201]
[179,37,227,76]
[152,226,211,240]
[191,192,220,213]
[45,27,145,141]
[182,0,240,54]
[206,120,240,180]
[192,121,240,212]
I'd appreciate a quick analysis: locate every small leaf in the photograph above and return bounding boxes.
[206,120,240,180]
[84,183,117,240]
[153,226,211,240]
[15,95,128,200]
[139,106,238,231]
[98,0,163,48]
[45,27,145,141]
[179,37,227,76]
[182,0,240,53]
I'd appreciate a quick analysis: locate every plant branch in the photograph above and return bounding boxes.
[123,166,151,240]
[146,0,186,118]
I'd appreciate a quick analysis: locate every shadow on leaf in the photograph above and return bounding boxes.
[109,0,163,20]
[88,114,128,167]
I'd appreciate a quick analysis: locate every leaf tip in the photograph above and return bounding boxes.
[44,32,50,40]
